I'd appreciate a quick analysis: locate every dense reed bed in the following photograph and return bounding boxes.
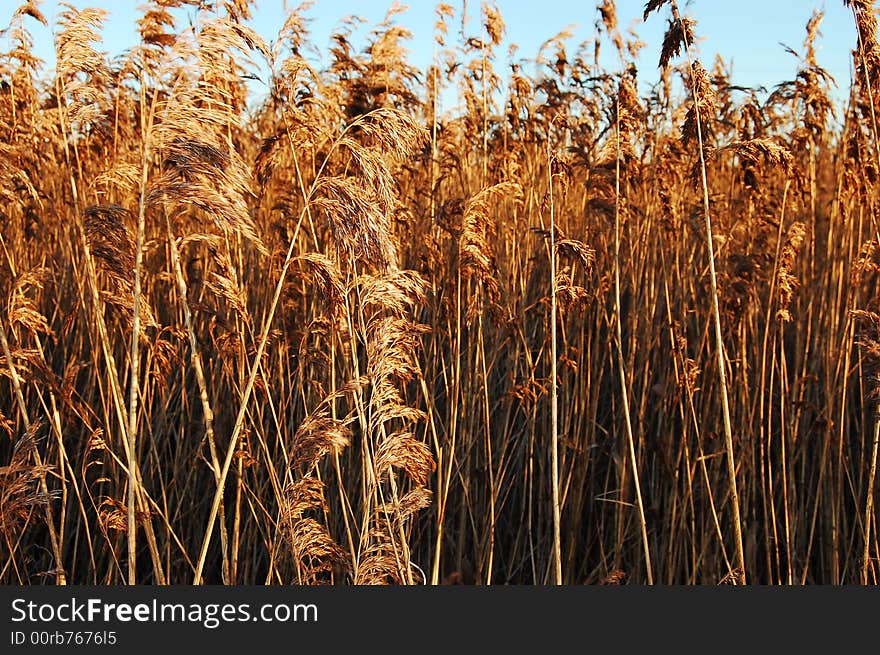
[1,0,879,585]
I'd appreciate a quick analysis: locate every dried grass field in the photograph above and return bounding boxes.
[2,0,880,585]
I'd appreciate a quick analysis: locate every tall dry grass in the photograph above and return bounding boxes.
[0,0,878,585]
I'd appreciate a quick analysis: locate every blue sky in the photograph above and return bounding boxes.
[0,1,857,108]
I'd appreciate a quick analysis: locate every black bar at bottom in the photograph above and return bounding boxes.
[0,585,871,653]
